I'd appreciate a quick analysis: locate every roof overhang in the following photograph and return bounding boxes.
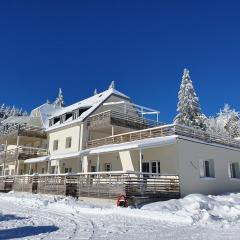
[80,135,178,156]
[24,156,49,164]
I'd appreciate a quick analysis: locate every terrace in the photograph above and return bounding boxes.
[87,123,240,149]
[0,146,48,164]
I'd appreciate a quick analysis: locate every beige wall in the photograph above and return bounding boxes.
[49,125,81,155]
[178,138,240,196]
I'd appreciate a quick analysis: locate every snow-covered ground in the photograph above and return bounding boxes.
[0,192,240,239]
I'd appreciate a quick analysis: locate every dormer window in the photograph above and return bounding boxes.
[73,110,78,120]
[79,107,90,116]
[53,117,60,125]
[60,115,66,124]
[66,112,73,121]
[49,119,54,127]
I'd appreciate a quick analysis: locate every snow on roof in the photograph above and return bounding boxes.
[46,88,130,131]
[50,152,81,160]
[24,156,49,164]
[30,102,63,128]
[1,116,30,125]
[80,135,178,156]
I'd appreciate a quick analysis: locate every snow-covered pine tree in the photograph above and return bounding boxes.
[174,68,206,130]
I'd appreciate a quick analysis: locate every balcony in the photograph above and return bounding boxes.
[0,147,48,164]
[0,125,47,141]
[87,110,163,131]
[87,124,240,149]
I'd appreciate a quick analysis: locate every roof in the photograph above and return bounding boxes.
[30,103,63,128]
[46,88,130,131]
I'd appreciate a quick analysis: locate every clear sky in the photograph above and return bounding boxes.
[0,1,239,123]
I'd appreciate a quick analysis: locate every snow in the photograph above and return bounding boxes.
[24,156,49,164]
[46,88,130,131]
[0,192,240,239]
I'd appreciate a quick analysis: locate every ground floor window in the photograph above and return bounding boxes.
[64,168,72,173]
[51,166,56,174]
[200,159,215,178]
[229,162,240,179]
[42,168,44,174]
[142,161,160,174]
[91,165,96,172]
[104,163,112,172]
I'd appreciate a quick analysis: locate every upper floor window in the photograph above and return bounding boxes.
[53,140,58,151]
[49,119,54,127]
[229,162,240,179]
[65,137,72,149]
[200,159,215,178]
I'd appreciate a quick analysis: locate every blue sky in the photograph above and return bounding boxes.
[0,1,240,122]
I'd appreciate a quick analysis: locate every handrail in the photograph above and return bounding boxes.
[87,123,240,149]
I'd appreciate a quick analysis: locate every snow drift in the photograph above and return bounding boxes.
[2,192,240,226]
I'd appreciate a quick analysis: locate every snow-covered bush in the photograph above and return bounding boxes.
[206,104,240,138]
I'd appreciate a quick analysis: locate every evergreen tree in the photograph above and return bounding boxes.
[174,68,206,130]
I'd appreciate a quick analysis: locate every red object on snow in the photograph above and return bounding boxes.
[116,195,128,207]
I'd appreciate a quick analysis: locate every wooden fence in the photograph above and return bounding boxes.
[0,172,180,203]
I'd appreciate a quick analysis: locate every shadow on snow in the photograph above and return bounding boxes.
[0,214,27,222]
[0,225,59,239]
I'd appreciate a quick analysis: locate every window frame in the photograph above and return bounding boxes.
[53,140,58,151]
[200,159,215,179]
[229,162,240,179]
[65,137,72,149]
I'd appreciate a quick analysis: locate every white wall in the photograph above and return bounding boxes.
[178,138,240,196]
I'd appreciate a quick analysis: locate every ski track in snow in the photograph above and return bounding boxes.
[0,193,240,239]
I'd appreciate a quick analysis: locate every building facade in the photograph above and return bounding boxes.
[0,83,240,198]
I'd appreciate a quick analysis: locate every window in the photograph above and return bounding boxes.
[200,159,215,178]
[105,163,112,172]
[151,161,160,174]
[65,137,72,148]
[41,168,44,174]
[49,119,54,127]
[142,162,150,173]
[142,161,160,174]
[51,166,56,174]
[73,111,78,120]
[229,162,240,179]
[53,140,58,151]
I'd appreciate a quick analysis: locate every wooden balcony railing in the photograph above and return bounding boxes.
[87,124,240,149]
[87,110,163,131]
[0,146,48,164]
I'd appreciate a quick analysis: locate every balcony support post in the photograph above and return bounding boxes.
[3,138,8,176]
[111,125,114,136]
[97,154,100,172]
[29,163,32,175]
[139,148,142,173]
[16,136,20,175]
